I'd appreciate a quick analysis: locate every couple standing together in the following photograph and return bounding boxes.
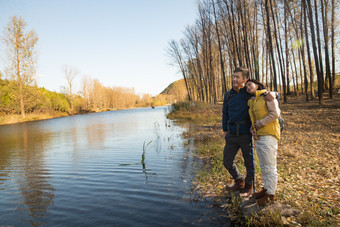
[222,67,281,206]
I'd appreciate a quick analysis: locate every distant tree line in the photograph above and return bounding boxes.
[168,0,339,105]
[0,16,167,118]
[80,76,155,111]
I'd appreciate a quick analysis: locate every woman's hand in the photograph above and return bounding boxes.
[254,120,264,130]
[250,127,258,140]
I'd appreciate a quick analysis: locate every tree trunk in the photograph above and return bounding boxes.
[261,27,266,84]
[284,0,291,95]
[331,0,335,86]
[321,0,333,98]
[292,49,299,97]
[306,0,323,105]
[231,2,243,66]
[298,50,304,95]
[314,0,325,92]
[303,0,315,99]
[298,0,308,101]
[19,81,25,118]
[212,0,226,95]
[270,0,286,101]
[16,49,25,118]
[223,0,238,69]
[265,0,278,91]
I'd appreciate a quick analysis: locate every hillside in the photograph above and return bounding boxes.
[157,79,188,103]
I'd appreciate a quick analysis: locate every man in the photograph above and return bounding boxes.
[222,67,275,197]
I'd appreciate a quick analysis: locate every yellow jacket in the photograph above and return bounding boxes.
[248,90,280,141]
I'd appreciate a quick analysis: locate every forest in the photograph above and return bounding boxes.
[167,0,339,104]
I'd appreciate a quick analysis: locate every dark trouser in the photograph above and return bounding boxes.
[223,133,254,185]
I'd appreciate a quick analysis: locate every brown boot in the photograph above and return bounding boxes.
[253,188,267,199]
[240,183,253,197]
[256,192,275,206]
[226,179,245,191]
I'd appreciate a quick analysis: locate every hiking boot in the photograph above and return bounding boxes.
[239,183,253,197]
[256,192,275,206]
[226,179,245,191]
[253,188,267,199]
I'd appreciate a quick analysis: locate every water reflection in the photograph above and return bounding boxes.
[0,108,225,226]
[0,123,55,226]
[17,171,55,226]
[86,123,107,148]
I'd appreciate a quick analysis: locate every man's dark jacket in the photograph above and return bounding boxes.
[222,87,252,135]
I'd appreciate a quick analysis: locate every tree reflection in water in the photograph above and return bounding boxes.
[0,123,55,226]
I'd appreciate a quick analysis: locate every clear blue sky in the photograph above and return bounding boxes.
[0,0,197,96]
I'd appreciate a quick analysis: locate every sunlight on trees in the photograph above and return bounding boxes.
[167,0,339,105]
[2,15,39,117]
[63,65,79,112]
[0,16,176,121]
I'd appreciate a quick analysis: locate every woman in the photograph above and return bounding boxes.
[245,79,280,206]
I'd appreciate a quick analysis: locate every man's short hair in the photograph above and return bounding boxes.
[233,67,249,79]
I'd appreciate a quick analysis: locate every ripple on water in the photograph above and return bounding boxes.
[0,107,224,226]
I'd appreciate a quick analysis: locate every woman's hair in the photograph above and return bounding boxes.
[246,79,267,90]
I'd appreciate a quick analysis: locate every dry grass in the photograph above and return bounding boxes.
[276,94,340,226]
[169,93,340,226]
[0,112,68,125]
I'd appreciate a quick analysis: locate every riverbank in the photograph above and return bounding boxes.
[167,94,340,226]
[0,106,157,126]
[0,112,70,125]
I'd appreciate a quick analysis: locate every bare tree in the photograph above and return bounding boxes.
[166,0,337,105]
[302,0,316,99]
[167,40,192,101]
[81,75,91,109]
[306,0,324,105]
[321,0,332,98]
[63,65,79,112]
[331,0,336,87]
[212,0,226,95]
[265,0,278,91]
[314,0,325,91]
[270,0,287,101]
[2,16,39,117]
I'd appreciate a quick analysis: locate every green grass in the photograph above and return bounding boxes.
[141,141,152,166]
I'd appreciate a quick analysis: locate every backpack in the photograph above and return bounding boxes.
[278,115,284,132]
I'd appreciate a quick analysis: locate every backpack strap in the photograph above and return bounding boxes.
[225,92,233,110]
[223,91,233,132]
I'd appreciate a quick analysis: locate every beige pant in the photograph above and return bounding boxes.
[255,135,278,195]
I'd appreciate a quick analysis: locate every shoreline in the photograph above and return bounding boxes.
[0,105,163,126]
[168,94,340,226]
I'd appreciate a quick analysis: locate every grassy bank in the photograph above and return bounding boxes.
[168,94,340,226]
[0,106,153,126]
[0,112,69,125]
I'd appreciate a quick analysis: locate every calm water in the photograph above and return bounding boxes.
[0,107,227,226]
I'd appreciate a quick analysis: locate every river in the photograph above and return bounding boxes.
[0,107,228,226]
